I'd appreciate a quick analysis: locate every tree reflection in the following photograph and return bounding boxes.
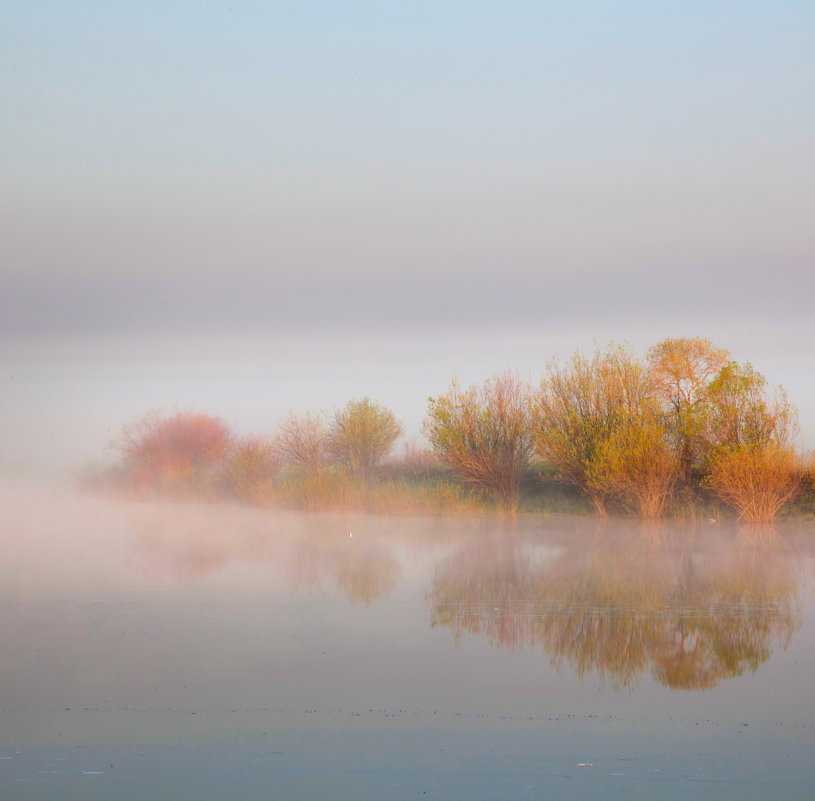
[428,524,801,690]
[287,531,401,606]
[429,527,537,653]
[650,527,799,689]
[128,506,401,605]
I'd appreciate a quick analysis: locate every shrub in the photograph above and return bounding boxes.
[329,398,403,478]
[424,372,532,512]
[222,435,280,503]
[114,410,232,496]
[588,415,678,519]
[706,444,801,523]
[533,344,652,515]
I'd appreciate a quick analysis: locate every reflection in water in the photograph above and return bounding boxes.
[124,500,802,690]
[130,505,402,606]
[287,531,400,606]
[429,525,801,690]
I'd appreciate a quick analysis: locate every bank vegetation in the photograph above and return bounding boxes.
[87,338,813,523]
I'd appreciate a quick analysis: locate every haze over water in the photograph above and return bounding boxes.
[2,483,814,799]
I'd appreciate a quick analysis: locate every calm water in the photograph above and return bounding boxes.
[2,481,814,800]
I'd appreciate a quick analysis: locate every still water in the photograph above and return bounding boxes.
[2,481,814,800]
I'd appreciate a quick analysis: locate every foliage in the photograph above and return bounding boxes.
[533,344,659,515]
[704,362,797,452]
[588,412,679,519]
[700,362,801,522]
[99,338,809,521]
[705,444,801,523]
[114,410,232,495]
[423,372,532,512]
[328,398,403,478]
[222,435,280,503]
[646,337,729,485]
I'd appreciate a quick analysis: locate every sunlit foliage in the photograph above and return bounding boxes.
[701,362,801,522]
[588,413,678,519]
[646,337,729,485]
[704,362,797,451]
[533,344,672,515]
[423,372,532,512]
[706,445,801,524]
[101,337,807,520]
[328,398,403,478]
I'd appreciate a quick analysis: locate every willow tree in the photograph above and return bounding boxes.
[646,337,729,488]
[533,344,662,515]
[587,410,678,519]
[703,362,801,522]
[423,372,532,512]
[329,398,402,478]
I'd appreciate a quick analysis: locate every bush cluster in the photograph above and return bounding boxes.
[102,338,809,522]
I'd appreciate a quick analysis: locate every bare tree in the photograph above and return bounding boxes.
[276,411,330,475]
[423,372,532,512]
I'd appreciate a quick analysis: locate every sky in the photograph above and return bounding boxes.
[2,1,814,471]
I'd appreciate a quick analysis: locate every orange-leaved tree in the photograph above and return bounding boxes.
[703,362,801,522]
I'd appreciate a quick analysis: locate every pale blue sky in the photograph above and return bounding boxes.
[1,2,813,467]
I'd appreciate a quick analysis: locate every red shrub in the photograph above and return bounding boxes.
[115,410,232,495]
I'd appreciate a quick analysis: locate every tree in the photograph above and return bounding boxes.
[114,410,232,495]
[329,398,403,478]
[706,444,801,523]
[276,411,330,474]
[702,361,801,522]
[587,410,678,519]
[532,344,653,514]
[423,372,532,512]
[646,337,729,487]
[704,362,796,451]
[222,435,280,503]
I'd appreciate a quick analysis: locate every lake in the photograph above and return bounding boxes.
[2,480,814,800]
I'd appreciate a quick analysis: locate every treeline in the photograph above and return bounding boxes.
[96,338,813,523]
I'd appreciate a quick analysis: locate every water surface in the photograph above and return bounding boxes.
[2,481,814,799]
